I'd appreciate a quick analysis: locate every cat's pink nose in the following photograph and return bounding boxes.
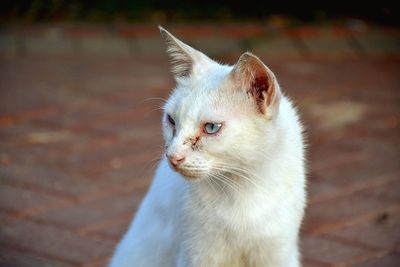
[167,154,185,168]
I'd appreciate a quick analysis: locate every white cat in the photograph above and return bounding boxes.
[109,26,306,267]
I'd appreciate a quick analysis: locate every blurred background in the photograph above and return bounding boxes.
[0,2,399,267]
[1,1,399,25]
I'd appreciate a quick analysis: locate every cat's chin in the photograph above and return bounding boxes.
[181,175,203,181]
[178,171,204,181]
[173,168,207,181]
[167,161,210,181]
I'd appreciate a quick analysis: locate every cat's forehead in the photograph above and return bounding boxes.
[187,63,232,92]
[166,65,234,115]
[167,86,229,120]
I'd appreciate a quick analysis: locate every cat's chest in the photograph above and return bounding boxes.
[183,180,292,244]
[187,195,271,231]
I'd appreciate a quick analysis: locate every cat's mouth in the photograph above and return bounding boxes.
[166,154,211,180]
[169,163,208,180]
[176,167,206,180]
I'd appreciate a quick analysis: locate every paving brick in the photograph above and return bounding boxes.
[116,25,158,39]
[81,257,111,267]
[135,37,166,55]
[301,235,378,266]
[253,34,301,58]
[0,164,101,198]
[326,212,400,251]
[301,258,326,267]
[30,188,144,230]
[168,25,216,38]
[304,190,398,235]
[307,137,399,203]
[190,37,241,57]
[354,30,400,55]
[218,24,265,38]
[361,178,400,202]
[0,214,113,265]
[0,55,169,116]
[300,30,358,57]
[78,36,130,56]
[349,253,400,267]
[24,36,74,55]
[90,220,131,243]
[0,183,67,215]
[63,26,112,38]
[286,26,321,39]
[308,169,400,204]
[79,213,133,242]
[0,246,73,267]
[51,139,160,178]
[30,126,161,173]
[68,102,162,133]
[77,144,160,178]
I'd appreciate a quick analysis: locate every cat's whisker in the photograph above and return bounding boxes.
[137,97,167,114]
[213,168,246,192]
[208,174,229,199]
[212,163,267,194]
[209,171,242,197]
[150,105,166,113]
[203,176,218,195]
[213,172,242,196]
[141,97,168,104]
[213,161,263,182]
[147,154,164,170]
[152,144,166,150]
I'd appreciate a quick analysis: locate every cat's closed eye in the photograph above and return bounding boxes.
[167,114,175,126]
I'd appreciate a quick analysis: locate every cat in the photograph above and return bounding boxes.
[109,26,306,267]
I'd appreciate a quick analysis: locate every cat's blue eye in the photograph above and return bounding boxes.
[204,122,222,135]
[167,114,175,126]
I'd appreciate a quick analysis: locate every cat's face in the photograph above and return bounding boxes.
[159,27,281,180]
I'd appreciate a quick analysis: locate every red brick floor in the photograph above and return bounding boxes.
[0,25,400,267]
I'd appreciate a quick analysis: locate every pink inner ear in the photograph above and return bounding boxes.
[232,52,277,116]
[248,73,271,115]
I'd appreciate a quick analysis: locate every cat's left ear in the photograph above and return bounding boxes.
[159,26,213,79]
[231,52,281,119]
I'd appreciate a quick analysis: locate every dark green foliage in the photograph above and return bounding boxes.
[0,1,398,25]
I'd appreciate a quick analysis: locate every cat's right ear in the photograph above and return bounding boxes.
[231,52,281,120]
[159,26,211,79]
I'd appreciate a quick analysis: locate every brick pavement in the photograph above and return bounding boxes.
[0,24,399,266]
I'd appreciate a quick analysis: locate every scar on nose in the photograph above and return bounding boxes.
[184,134,201,149]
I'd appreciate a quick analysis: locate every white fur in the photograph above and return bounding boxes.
[109,28,306,267]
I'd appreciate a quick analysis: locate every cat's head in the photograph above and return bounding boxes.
[159,26,282,180]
